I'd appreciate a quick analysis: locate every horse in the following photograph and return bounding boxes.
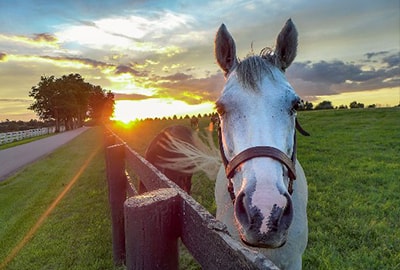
[144,125,195,193]
[190,116,199,130]
[152,19,309,269]
[145,124,220,194]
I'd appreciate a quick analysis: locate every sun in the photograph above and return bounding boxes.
[112,98,214,123]
[112,100,135,124]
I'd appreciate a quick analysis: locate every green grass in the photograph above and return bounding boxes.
[297,108,400,269]
[0,127,116,269]
[0,108,398,269]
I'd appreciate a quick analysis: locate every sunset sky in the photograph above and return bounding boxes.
[0,0,399,121]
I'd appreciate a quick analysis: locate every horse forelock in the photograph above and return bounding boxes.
[235,48,279,91]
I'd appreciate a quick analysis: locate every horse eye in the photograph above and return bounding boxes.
[216,103,226,116]
[293,102,299,111]
[291,99,301,113]
[292,99,302,111]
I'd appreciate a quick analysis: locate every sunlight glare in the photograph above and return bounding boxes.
[112,98,214,122]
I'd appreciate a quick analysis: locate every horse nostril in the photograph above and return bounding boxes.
[281,193,294,229]
[267,193,293,232]
[234,191,251,228]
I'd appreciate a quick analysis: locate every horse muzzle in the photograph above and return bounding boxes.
[234,191,294,248]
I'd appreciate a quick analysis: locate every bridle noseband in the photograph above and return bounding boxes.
[218,118,309,201]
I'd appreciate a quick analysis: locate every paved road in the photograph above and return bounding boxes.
[0,127,90,181]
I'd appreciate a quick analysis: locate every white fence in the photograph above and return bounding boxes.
[0,126,65,145]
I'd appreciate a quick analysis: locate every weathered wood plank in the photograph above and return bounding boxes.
[180,195,279,269]
[124,188,181,270]
[105,143,127,266]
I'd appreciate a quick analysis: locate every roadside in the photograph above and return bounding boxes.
[0,127,90,181]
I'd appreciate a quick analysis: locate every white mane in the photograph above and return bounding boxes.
[157,124,222,180]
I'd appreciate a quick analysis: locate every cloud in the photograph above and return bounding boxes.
[32,33,57,43]
[113,93,152,101]
[0,52,6,61]
[55,10,198,53]
[114,64,149,77]
[0,33,59,48]
[382,53,400,68]
[40,55,112,69]
[150,72,225,104]
[364,51,389,59]
[287,51,400,98]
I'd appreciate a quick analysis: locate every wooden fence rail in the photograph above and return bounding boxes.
[104,129,279,270]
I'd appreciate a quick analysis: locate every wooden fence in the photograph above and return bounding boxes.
[0,126,65,145]
[104,129,279,270]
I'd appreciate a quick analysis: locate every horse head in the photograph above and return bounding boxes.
[215,19,300,248]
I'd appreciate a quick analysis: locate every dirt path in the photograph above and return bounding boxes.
[0,127,90,181]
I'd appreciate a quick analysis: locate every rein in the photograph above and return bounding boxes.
[218,118,309,201]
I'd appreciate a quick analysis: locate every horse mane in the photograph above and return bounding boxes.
[235,47,279,91]
[156,125,222,180]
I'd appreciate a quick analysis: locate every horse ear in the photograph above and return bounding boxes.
[275,19,298,71]
[215,24,237,75]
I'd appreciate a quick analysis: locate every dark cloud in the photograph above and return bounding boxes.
[364,51,389,59]
[382,53,400,68]
[40,55,112,68]
[32,33,57,43]
[114,93,152,101]
[0,52,6,61]
[287,51,400,98]
[288,61,365,84]
[152,72,224,104]
[78,20,97,27]
[162,72,193,81]
[115,64,148,76]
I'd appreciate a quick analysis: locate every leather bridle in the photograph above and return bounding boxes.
[218,118,309,202]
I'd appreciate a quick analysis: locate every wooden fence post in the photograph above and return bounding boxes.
[106,144,126,266]
[124,188,181,270]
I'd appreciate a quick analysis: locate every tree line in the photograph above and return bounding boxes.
[0,119,55,133]
[28,73,114,132]
[299,100,379,110]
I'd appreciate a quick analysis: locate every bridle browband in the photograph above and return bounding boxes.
[218,118,309,201]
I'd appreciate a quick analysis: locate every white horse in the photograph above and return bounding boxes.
[158,19,308,270]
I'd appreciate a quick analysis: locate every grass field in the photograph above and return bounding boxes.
[0,108,399,269]
[0,128,117,269]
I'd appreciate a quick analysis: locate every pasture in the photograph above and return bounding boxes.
[113,107,399,269]
[0,108,398,269]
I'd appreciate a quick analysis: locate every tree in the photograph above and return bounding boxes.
[28,75,61,131]
[315,100,334,110]
[29,73,114,131]
[88,86,115,124]
[350,101,364,109]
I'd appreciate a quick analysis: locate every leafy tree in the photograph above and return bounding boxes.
[29,73,114,131]
[88,86,115,124]
[350,101,364,109]
[315,100,334,110]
